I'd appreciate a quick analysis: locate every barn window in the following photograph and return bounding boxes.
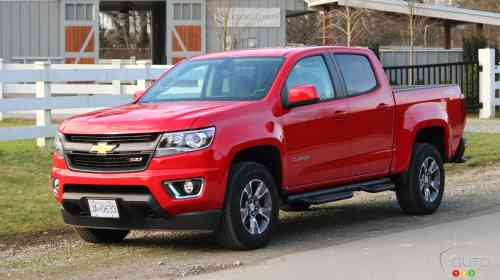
[65,3,94,21]
[65,4,75,20]
[192,3,201,20]
[173,3,201,20]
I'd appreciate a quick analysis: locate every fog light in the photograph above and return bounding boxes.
[163,179,204,199]
[183,181,194,194]
[52,178,60,194]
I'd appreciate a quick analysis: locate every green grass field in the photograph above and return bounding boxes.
[447,133,500,170]
[1,117,500,239]
[0,139,63,238]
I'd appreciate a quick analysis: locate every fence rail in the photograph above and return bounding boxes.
[383,62,480,111]
[0,59,171,145]
[478,49,500,119]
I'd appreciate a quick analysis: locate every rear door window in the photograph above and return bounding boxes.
[335,54,378,96]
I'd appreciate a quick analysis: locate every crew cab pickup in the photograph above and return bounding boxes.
[52,47,466,249]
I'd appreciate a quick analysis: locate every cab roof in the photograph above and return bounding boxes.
[190,46,369,60]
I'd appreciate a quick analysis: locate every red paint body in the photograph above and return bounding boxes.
[52,47,466,219]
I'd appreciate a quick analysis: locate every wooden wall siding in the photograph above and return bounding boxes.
[204,0,308,53]
[172,26,202,52]
[0,1,62,61]
[65,26,95,53]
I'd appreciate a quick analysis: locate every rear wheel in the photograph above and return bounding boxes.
[216,162,280,250]
[74,227,129,243]
[396,143,445,215]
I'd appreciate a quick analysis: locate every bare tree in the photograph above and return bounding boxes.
[407,0,419,66]
[210,0,249,51]
[329,1,369,47]
[287,13,322,46]
[406,0,432,63]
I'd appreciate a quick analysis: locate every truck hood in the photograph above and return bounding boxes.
[59,101,249,134]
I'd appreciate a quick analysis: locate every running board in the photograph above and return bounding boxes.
[287,178,395,205]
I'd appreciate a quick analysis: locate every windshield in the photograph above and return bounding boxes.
[140,57,284,103]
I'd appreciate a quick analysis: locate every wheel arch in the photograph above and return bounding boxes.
[392,118,451,174]
[226,140,285,198]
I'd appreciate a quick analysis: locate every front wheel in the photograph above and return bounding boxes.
[396,143,445,215]
[216,162,280,250]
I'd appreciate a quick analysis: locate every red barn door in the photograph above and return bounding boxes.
[63,0,99,64]
[167,0,206,65]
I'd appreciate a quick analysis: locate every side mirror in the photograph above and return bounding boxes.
[286,85,320,108]
[133,90,146,102]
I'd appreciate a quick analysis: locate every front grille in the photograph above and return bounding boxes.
[66,151,152,173]
[65,133,159,143]
[64,184,150,194]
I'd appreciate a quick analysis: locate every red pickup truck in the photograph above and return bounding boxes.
[51,47,466,250]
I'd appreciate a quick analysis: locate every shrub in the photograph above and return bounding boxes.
[463,34,487,62]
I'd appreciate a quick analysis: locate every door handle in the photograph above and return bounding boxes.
[377,103,391,110]
[332,109,348,120]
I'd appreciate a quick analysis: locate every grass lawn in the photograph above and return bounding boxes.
[446,133,500,172]
[1,117,500,238]
[0,118,35,127]
[0,140,63,238]
[0,119,63,239]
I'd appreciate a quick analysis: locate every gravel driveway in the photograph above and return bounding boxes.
[2,163,500,280]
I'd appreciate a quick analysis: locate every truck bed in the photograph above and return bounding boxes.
[393,84,458,93]
[392,83,466,167]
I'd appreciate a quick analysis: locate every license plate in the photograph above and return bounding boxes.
[88,199,119,219]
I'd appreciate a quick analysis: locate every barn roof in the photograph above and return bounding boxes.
[308,0,500,26]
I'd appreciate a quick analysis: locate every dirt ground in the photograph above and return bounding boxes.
[2,164,500,280]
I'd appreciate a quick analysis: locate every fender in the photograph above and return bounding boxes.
[391,102,451,174]
[216,138,286,205]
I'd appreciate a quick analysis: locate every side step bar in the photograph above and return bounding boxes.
[287,178,395,205]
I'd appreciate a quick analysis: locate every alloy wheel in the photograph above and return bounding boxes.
[418,156,441,203]
[239,179,272,235]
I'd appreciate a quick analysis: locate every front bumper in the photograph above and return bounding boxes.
[52,148,228,230]
[61,189,221,230]
[62,209,222,230]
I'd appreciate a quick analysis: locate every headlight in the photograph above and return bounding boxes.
[54,133,64,155]
[156,127,215,157]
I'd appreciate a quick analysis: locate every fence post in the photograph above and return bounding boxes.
[479,48,496,119]
[0,59,4,121]
[35,61,52,148]
[137,61,151,90]
[112,59,123,95]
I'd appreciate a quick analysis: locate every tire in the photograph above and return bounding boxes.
[396,143,445,215]
[281,202,311,212]
[74,227,129,243]
[216,162,280,250]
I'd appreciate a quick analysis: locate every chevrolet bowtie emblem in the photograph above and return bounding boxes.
[90,142,118,155]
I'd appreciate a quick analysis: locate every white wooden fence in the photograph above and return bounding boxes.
[0,59,171,146]
[478,49,500,119]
